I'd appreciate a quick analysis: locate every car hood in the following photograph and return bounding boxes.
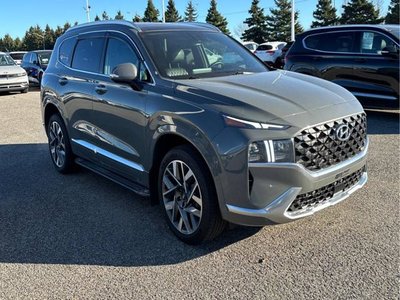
[0,65,25,75]
[174,70,362,126]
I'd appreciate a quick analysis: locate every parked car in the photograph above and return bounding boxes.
[276,41,294,69]
[8,51,27,65]
[0,52,29,93]
[243,41,259,53]
[21,50,52,86]
[285,25,399,109]
[254,42,286,67]
[41,21,368,244]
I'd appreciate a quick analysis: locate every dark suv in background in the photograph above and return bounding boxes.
[285,25,399,109]
[41,21,368,244]
[21,50,52,86]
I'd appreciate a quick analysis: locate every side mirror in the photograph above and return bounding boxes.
[381,46,399,58]
[110,63,142,91]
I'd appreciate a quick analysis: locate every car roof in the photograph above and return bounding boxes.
[67,20,221,34]
[305,24,399,35]
[28,50,52,53]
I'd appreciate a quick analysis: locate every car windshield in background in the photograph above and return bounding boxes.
[140,31,267,79]
[0,54,16,66]
[38,52,51,65]
[257,45,274,51]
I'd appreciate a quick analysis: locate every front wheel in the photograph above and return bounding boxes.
[47,114,75,173]
[158,145,226,244]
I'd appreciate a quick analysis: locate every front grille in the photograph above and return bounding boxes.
[0,74,20,79]
[288,168,364,212]
[294,114,367,171]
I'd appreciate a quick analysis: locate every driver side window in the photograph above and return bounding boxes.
[104,37,151,82]
[360,31,397,54]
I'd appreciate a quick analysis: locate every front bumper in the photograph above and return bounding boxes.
[224,138,369,226]
[0,77,29,92]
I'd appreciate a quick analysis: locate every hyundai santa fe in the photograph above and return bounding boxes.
[41,21,368,244]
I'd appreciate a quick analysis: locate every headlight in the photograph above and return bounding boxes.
[223,115,289,130]
[17,72,26,77]
[248,139,294,163]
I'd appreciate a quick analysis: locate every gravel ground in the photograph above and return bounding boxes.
[0,90,399,299]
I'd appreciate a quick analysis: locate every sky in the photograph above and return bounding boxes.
[0,0,390,40]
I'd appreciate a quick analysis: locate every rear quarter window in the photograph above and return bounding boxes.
[59,37,76,66]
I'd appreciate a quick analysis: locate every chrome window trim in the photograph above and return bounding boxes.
[302,29,399,55]
[72,139,145,172]
[57,29,155,86]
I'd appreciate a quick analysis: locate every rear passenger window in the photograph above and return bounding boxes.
[59,37,76,66]
[72,38,104,73]
[304,32,355,53]
[104,38,139,75]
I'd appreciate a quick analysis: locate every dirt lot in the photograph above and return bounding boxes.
[0,90,399,299]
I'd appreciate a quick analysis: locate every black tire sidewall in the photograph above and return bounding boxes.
[158,146,223,244]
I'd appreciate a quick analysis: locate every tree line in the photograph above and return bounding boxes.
[0,0,398,52]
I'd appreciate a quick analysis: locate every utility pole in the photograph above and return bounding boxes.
[291,0,295,41]
[85,0,91,22]
[162,0,165,23]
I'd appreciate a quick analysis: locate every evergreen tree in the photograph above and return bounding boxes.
[165,0,181,22]
[341,0,383,24]
[115,10,124,20]
[311,0,338,27]
[94,15,101,21]
[206,0,230,35]
[102,11,110,20]
[23,26,45,51]
[54,26,64,39]
[133,14,142,22]
[184,0,198,22]
[1,34,15,51]
[14,37,23,51]
[44,24,55,49]
[385,0,399,24]
[266,0,303,41]
[242,0,268,44]
[63,22,72,32]
[143,0,159,22]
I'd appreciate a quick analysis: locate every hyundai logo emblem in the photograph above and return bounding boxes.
[335,124,352,141]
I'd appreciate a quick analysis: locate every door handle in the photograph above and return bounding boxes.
[95,84,107,95]
[58,77,68,86]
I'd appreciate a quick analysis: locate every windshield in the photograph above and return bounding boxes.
[140,31,267,79]
[0,54,16,66]
[38,51,52,65]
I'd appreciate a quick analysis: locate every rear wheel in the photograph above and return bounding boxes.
[158,145,226,244]
[47,114,75,173]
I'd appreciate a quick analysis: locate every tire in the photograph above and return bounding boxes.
[158,145,226,244]
[47,114,75,173]
[21,88,29,93]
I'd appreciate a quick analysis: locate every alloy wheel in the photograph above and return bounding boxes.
[49,121,66,168]
[162,160,203,235]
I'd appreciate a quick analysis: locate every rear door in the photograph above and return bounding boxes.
[301,31,357,90]
[351,30,399,108]
[59,32,107,161]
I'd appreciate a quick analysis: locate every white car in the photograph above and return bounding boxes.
[254,42,286,66]
[243,41,259,53]
[0,52,29,93]
[8,51,27,65]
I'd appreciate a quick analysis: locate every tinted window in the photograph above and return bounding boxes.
[257,45,273,51]
[304,32,355,53]
[72,38,104,73]
[22,53,31,63]
[59,37,76,66]
[104,38,139,75]
[9,53,25,60]
[359,31,398,54]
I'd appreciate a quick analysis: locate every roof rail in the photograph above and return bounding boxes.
[66,20,141,33]
[187,22,221,32]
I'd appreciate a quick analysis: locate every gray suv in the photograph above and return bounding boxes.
[41,21,368,244]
